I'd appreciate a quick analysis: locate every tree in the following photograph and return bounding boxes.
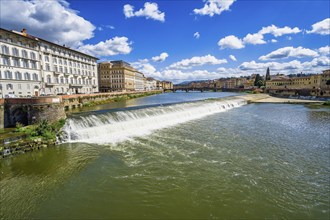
[265,67,271,80]
[254,74,264,88]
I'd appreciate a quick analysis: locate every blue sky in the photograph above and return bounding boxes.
[1,0,329,83]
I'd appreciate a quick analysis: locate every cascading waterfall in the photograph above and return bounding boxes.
[61,98,247,144]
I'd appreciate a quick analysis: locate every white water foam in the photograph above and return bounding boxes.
[61,98,247,144]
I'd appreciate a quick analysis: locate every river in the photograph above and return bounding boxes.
[1,92,329,219]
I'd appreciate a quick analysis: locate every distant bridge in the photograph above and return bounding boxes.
[168,85,218,92]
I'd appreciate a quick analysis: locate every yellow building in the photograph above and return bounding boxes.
[266,69,330,96]
[98,61,135,92]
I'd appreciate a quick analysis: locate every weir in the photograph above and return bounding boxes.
[61,98,247,144]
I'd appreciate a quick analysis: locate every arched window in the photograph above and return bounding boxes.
[30,52,36,60]
[12,47,19,56]
[22,50,28,58]
[1,45,9,54]
[32,73,38,81]
[24,72,31,80]
[47,75,51,83]
[15,71,22,80]
[5,71,12,79]
[60,76,64,84]
[6,84,13,90]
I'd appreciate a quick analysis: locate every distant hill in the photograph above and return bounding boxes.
[175,79,211,86]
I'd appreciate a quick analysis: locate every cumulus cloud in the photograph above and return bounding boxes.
[239,56,329,72]
[218,24,301,49]
[168,55,227,69]
[131,60,162,79]
[123,2,165,22]
[259,46,318,60]
[307,18,330,35]
[229,55,237,61]
[0,0,95,48]
[78,37,133,57]
[259,25,301,37]
[194,32,200,39]
[243,33,266,45]
[318,45,330,55]
[218,35,244,49]
[152,52,169,62]
[193,0,236,17]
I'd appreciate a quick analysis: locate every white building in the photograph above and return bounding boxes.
[0,28,98,98]
[134,71,145,91]
[145,77,157,91]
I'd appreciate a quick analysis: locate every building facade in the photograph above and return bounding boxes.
[98,60,136,92]
[0,28,98,98]
[145,77,157,91]
[266,70,330,96]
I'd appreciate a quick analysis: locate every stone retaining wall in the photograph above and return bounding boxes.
[0,138,56,158]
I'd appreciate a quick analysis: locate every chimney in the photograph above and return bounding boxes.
[21,28,27,36]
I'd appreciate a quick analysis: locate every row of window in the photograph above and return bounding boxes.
[0,36,38,50]
[0,71,39,81]
[46,75,96,85]
[1,45,37,60]
[48,56,93,69]
[48,64,94,76]
[42,45,94,63]
[1,83,34,90]
[2,57,38,69]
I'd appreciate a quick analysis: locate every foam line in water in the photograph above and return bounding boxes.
[60,98,247,144]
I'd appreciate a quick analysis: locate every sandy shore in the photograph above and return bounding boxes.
[239,93,325,104]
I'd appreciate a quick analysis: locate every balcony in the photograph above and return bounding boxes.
[69,84,83,88]
[45,82,59,87]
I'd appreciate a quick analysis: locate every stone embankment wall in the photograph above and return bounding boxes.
[1,138,56,158]
[0,91,161,128]
[62,90,161,110]
[3,97,66,128]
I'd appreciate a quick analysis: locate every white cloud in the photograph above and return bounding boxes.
[193,0,236,17]
[259,46,318,60]
[97,25,115,31]
[243,33,266,45]
[152,52,169,62]
[229,55,237,61]
[239,56,330,72]
[259,25,301,37]
[131,60,162,79]
[218,24,301,50]
[78,37,133,57]
[168,54,227,69]
[0,0,95,47]
[318,45,330,55]
[123,2,165,22]
[194,32,200,39]
[239,60,302,71]
[307,18,330,35]
[218,35,244,49]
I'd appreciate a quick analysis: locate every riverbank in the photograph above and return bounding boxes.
[240,93,326,104]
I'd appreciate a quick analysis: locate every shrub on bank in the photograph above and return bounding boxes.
[15,119,66,141]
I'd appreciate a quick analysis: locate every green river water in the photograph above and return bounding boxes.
[0,92,329,219]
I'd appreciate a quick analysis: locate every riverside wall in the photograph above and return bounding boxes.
[0,91,161,128]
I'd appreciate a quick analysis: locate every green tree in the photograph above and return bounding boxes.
[254,74,264,88]
[266,67,271,80]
